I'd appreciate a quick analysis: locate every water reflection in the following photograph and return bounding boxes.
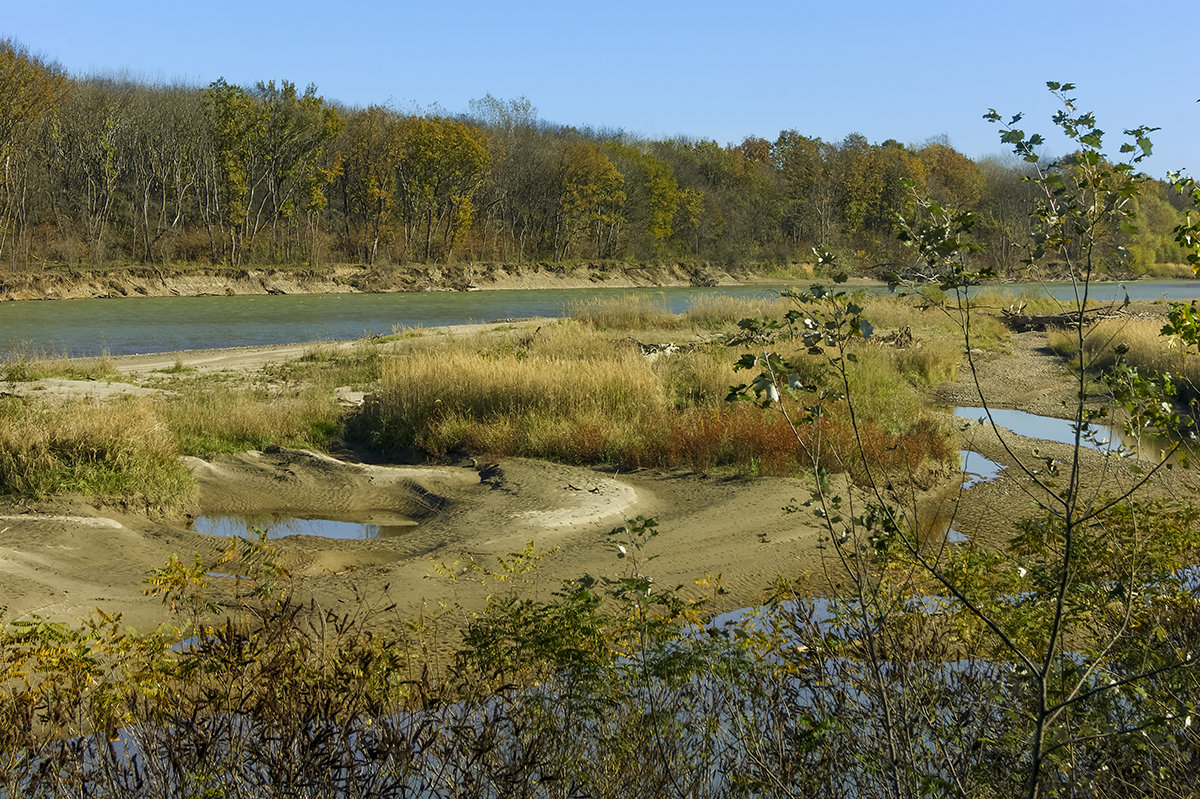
[191,513,416,540]
[960,449,1004,488]
[954,406,1177,461]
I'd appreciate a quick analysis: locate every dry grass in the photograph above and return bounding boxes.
[356,317,954,478]
[0,396,192,510]
[862,294,1011,352]
[567,295,681,330]
[894,339,962,386]
[1132,262,1197,279]
[569,293,792,333]
[1048,317,1200,400]
[161,383,346,457]
[363,345,665,459]
[2,344,116,382]
[681,295,789,330]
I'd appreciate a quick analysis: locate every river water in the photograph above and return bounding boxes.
[1,279,1198,358]
[0,285,790,357]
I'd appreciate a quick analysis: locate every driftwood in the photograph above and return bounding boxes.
[1000,306,1112,332]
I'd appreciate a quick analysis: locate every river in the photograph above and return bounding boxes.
[2,279,1198,358]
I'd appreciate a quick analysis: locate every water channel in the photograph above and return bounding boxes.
[2,279,1198,358]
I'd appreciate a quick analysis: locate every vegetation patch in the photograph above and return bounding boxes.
[162,384,345,457]
[0,396,192,510]
[353,317,952,477]
[1,346,117,382]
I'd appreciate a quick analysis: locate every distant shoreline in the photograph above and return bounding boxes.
[0,261,812,302]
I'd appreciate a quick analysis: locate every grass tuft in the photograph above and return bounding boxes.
[162,384,346,457]
[0,396,193,510]
[2,344,116,382]
[354,327,953,478]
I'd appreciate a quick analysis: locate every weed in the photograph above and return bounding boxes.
[153,359,194,374]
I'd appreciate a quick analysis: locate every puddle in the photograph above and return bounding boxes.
[953,407,1174,460]
[959,450,1004,488]
[191,513,417,540]
[918,514,970,545]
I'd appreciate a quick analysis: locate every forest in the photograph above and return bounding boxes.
[0,38,1192,276]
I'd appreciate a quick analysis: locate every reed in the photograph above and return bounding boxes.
[358,330,952,477]
[1049,316,1200,401]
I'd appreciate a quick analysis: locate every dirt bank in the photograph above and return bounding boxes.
[0,261,780,302]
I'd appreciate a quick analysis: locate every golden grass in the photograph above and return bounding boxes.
[1048,317,1200,399]
[365,346,664,455]
[1133,262,1197,279]
[894,339,962,386]
[567,295,680,330]
[681,295,790,330]
[0,396,193,510]
[357,318,954,478]
[2,344,116,382]
[861,294,1011,352]
[161,384,346,456]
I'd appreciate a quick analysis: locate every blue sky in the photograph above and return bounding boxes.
[3,0,1197,175]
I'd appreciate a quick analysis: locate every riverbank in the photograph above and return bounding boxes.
[0,260,808,302]
[3,311,1194,646]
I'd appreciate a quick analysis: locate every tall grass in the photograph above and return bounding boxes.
[1048,316,1200,402]
[568,293,793,333]
[567,295,681,330]
[2,344,116,382]
[162,384,346,457]
[680,295,789,330]
[362,346,664,459]
[0,397,192,510]
[355,323,952,477]
[861,293,1012,352]
[893,338,961,385]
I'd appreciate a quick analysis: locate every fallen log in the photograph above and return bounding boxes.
[1000,306,1110,332]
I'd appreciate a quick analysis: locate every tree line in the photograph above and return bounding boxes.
[0,39,1190,274]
